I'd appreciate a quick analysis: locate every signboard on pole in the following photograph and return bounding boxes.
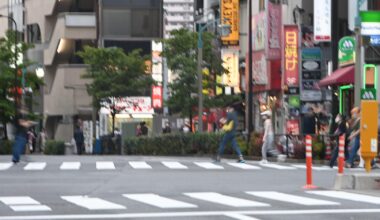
[152,86,163,108]
[266,1,282,60]
[283,25,299,87]
[222,48,240,88]
[338,36,356,67]
[360,11,380,36]
[221,0,239,45]
[314,0,332,42]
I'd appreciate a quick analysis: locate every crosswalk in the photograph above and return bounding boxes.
[0,161,339,172]
[1,190,380,213]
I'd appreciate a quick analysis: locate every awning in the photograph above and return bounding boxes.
[319,65,354,87]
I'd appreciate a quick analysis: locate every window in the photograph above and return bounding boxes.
[26,24,41,44]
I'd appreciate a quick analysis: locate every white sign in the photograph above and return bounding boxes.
[348,0,367,31]
[152,41,163,82]
[361,22,380,35]
[314,0,331,42]
[101,97,154,114]
[221,48,240,88]
[301,91,322,102]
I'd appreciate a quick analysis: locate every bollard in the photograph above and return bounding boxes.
[303,135,317,189]
[325,136,331,160]
[338,135,345,174]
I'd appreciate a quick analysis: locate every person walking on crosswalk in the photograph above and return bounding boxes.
[260,110,274,164]
[215,106,245,163]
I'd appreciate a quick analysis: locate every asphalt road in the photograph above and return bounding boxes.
[0,155,380,220]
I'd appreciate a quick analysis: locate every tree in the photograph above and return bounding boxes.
[162,28,235,130]
[0,30,43,139]
[77,46,154,135]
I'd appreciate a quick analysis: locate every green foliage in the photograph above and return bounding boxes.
[0,30,43,139]
[77,46,155,109]
[161,28,227,117]
[247,132,263,157]
[44,140,65,155]
[124,133,224,156]
[0,140,13,154]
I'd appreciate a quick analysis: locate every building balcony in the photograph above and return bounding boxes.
[164,6,194,13]
[44,13,96,66]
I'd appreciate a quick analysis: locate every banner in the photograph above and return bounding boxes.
[283,25,299,87]
[252,12,265,51]
[221,0,239,45]
[314,0,331,42]
[101,97,154,114]
[222,48,240,88]
[266,1,282,59]
[252,51,268,85]
[152,86,163,109]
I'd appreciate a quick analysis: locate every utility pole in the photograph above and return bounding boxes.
[354,0,365,107]
[247,0,253,138]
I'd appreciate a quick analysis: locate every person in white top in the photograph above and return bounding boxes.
[260,110,274,164]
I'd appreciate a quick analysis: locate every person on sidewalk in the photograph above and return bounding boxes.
[74,124,84,155]
[346,107,360,168]
[215,106,245,163]
[329,114,348,168]
[260,110,274,164]
[12,109,34,164]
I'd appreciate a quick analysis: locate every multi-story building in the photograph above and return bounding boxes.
[1,0,162,142]
[163,0,194,39]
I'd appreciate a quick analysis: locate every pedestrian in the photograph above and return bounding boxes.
[38,128,47,152]
[136,124,142,136]
[27,128,36,153]
[302,107,316,135]
[215,106,245,163]
[12,109,34,163]
[140,122,148,136]
[329,114,348,168]
[163,122,171,134]
[346,107,360,168]
[260,110,274,164]
[73,124,84,155]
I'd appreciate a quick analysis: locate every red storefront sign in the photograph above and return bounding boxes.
[283,25,299,87]
[286,119,300,135]
[152,86,162,109]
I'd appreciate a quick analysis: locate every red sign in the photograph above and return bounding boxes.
[152,86,162,109]
[283,25,299,87]
[286,119,300,135]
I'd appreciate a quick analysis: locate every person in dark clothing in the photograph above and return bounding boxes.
[74,125,84,155]
[215,106,245,163]
[12,111,34,163]
[302,107,316,135]
[140,122,148,136]
[329,114,348,168]
[163,122,171,134]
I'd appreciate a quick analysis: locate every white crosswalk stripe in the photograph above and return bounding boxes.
[60,162,81,170]
[123,193,197,208]
[307,191,380,204]
[129,161,152,169]
[96,161,115,170]
[258,163,296,170]
[184,192,270,207]
[292,164,333,171]
[246,191,340,206]
[224,213,261,220]
[24,162,46,170]
[162,161,188,169]
[61,196,126,210]
[0,196,51,212]
[0,162,12,170]
[194,162,224,169]
[228,162,261,170]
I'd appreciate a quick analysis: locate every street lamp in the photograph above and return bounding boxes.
[197,20,230,132]
[0,14,18,115]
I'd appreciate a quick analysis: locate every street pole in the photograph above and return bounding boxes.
[247,0,253,139]
[354,0,364,107]
[0,15,18,115]
[197,31,204,132]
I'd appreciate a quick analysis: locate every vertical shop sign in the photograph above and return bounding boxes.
[252,12,266,51]
[152,86,163,109]
[266,1,282,60]
[252,51,268,85]
[222,48,240,88]
[283,25,299,87]
[221,0,239,45]
[314,0,331,42]
[151,41,163,82]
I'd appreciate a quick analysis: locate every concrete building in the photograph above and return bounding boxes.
[163,0,194,39]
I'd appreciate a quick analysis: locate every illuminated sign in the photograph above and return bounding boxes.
[314,0,331,41]
[222,48,240,89]
[152,86,163,109]
[283,25,299,87]
[221,0,239,45]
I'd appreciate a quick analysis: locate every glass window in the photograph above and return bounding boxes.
[27,24,41,44]
[103,9,132,37]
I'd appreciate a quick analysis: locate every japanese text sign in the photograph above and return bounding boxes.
[152,86,162,109]
[283,25,299,87]
[221,0,239,45]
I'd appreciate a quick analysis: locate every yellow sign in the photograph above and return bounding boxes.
[360,100,378,172]
[222,49,240,91]
[221,0,239,45]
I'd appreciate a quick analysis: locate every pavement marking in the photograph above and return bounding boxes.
[9,205,51,212]
[3,209,380,219]
[291,164,333,171]
[307,191,380,204]
[96,161,115,170]
[224,213,261,220]
[246,191,340,206]
[23,162,46,170]
[59,162,80,170]
[161,161,188,169]
[0,196,51,212]
[0,163,12,170]
[184,192,270,207]
[61,196,126,210]
[193,162,224,170]
[0,197,40,205]
[227,162,261,170]
[258,163,296,170]
[129,161,152,169]
[123,193,197,209]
